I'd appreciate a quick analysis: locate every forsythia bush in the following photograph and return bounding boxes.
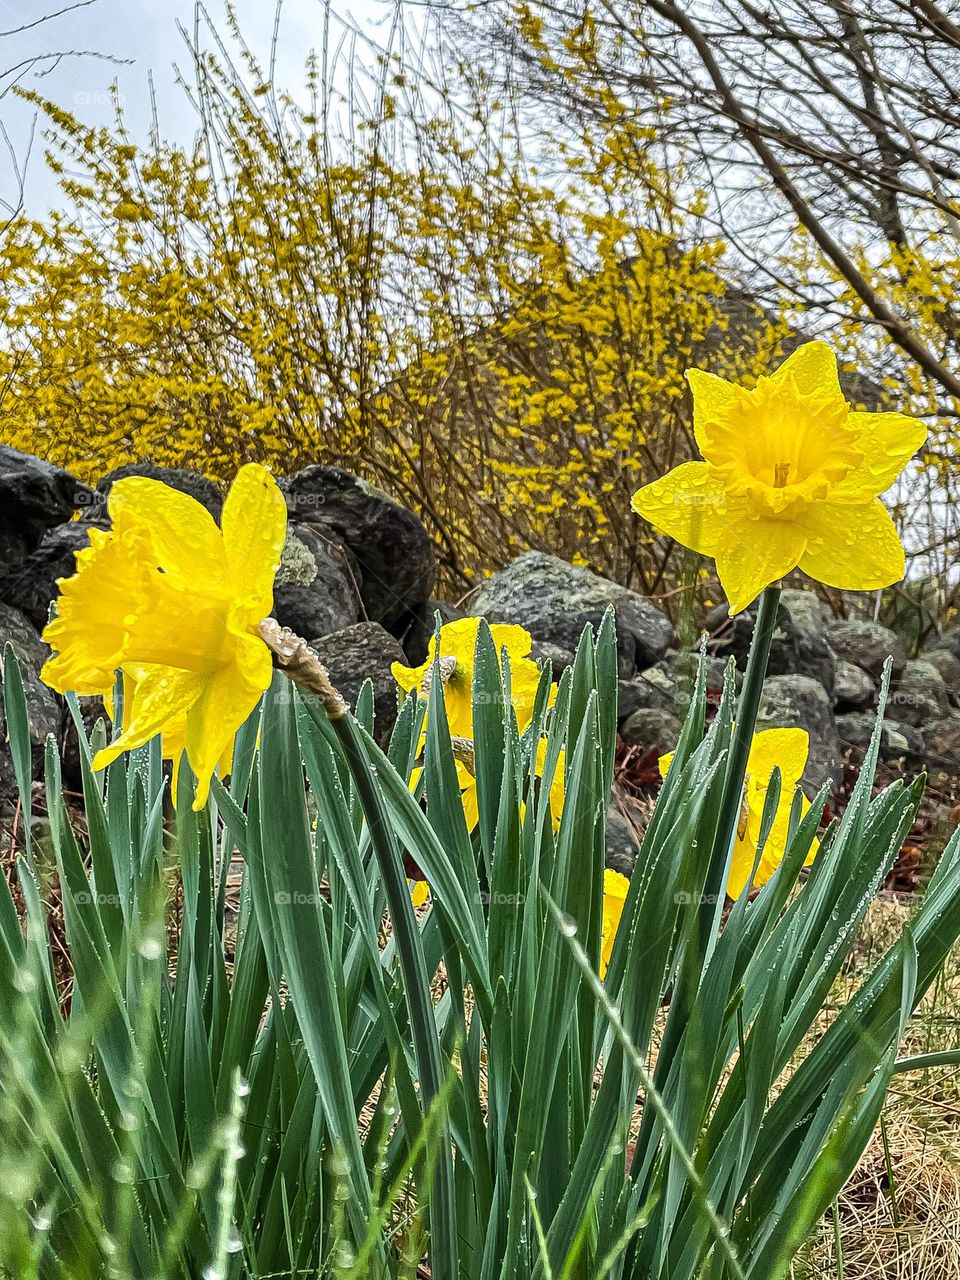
[0,45,786,594]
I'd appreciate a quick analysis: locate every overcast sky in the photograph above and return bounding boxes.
[0,0,387,213]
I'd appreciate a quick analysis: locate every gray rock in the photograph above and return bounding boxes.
[618,678,651,724]
[836,712,925,763]
[284,466,436,642]
[1,520,109,630]
[620,707,682,753]
[617,652,738,724]
[924,646,960,698]
[888,658,953,727]
[923,718,960,777]
[405,600,471,667]
[96,464,223,519]
[530,640,576,676]
[427,599,467,627]
[707,589,835,695]
[666,649,741,697]
[0,603,60,793]
[468,551,674,677]
[605,803,639,876]
[619,661,684,716]
[757,674,842,791]
[308,622,405,740]
[833,659,876,712]
[273,526,359,641]
[827,619,907,681]
[0,445,92,564]
[930,625,960,664]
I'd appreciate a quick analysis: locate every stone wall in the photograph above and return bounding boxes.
[1,444,957,815]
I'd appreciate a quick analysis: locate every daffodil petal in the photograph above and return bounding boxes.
[92,667,204,771]
[742,772,820,895]
[832,411,927,501]
[747,728,809,792]
[460,779,480,830]
[715,519,806,615]
[183,637,272,809]
[392,657,430,694]
[221,463,287,623]
[108,476,227,588]
[600,869,630,978]
[41,526,145,696]
[798,499,904,591]
[685,369,746,461]
[800,797,819,869]
[631,462,748,556]
[727,833,761,900]
[768,341,841,398]
[509,659,545,735]
[488,623,534,660]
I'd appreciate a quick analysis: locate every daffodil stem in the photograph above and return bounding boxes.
[325,708,459,1280]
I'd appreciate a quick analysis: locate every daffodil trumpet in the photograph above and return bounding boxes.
[393,616,563,834]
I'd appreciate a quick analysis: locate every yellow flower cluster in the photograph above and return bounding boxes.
[0,83,784,600]
[38,337,923,972]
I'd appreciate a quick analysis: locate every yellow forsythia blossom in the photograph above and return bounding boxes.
[660,728,819,899]
[631,342,926,613]
[42,464,286,808]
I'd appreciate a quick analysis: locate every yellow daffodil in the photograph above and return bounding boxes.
[631,342,926,614]
[410,741,565,833]
[42,464,287,809]
[533,739,565,832]
[392,617,549,739]
[659,727,819,898]
[600,869,630,978]
[460,739,566,832]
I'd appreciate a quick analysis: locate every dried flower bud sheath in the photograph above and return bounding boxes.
[257,618,349,719]
[449,736,476,776]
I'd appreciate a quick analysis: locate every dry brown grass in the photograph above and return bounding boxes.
[794,899,960,1279]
